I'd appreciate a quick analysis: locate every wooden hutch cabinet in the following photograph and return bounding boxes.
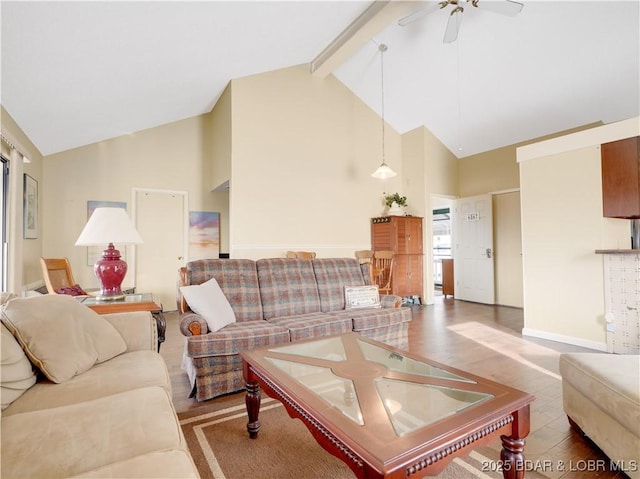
[371,215,423,298]
[601,135,640,219]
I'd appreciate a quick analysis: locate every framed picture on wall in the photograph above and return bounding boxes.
[189,211,220,261]
[23,174,38,239]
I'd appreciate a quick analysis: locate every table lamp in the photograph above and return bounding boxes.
[75,207,143,300]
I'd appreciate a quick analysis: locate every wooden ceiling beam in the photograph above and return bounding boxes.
[310,1,415,78]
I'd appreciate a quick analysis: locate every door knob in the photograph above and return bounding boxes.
[485,248,492,259]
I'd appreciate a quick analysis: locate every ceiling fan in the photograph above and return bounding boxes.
[398,0,524,43]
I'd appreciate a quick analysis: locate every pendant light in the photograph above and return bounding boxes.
[371,43,397,179]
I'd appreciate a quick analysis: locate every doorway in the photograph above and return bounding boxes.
[132,189,188,311]
[432,207,452,296]
[453,194,495,304]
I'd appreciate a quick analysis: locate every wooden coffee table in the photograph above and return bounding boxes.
[78,293,166,351]
[241,333,535,479]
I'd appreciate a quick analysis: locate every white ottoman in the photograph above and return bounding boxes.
[560,353,640,479]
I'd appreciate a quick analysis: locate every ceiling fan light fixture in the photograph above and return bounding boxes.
[398,0,524,43]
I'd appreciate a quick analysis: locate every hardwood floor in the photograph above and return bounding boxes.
[161,296,630,479]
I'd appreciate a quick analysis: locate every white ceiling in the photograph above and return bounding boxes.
[2,1,639,159]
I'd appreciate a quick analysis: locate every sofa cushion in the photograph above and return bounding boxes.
[180,277,236,332]
[1,323,37,410]
[268,312,353,341]
[0,386,184,479]
[334,306,412,332]
[187,320,290,358]
[257,258,321,319]
[312,258,367,312]
[0,295,126,383]
[560,353,640,433]
[2,350,170,416]
[184,259,263,322]
[69,449,199,478]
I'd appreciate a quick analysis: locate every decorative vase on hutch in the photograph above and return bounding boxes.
[387,201,404,216]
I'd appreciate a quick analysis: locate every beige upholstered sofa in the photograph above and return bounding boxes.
[559,353,640,479]
[0,294,199,479]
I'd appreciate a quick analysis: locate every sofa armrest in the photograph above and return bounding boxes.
[179,312,209,336]
[380,294,402,308]
[102,311,157,352]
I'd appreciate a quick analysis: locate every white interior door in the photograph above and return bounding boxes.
[453,194,495,304]
[133,189,187,311]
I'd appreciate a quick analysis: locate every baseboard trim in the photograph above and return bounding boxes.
[522,328,607,352]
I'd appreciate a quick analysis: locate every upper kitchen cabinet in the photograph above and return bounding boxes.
[601,136,640,219]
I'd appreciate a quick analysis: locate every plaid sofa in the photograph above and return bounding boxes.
[178,258,411,402]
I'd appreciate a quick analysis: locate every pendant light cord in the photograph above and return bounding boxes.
[380,44,387,163]
[456,38,462,152]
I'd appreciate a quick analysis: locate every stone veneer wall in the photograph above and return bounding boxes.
[603,253,640,353]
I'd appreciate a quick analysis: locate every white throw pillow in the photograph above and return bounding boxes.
[180,277,236,333]
[345,285,381,309]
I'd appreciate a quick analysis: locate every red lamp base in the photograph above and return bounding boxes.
[94,243,127,300]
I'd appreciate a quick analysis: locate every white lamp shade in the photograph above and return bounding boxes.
[75,207,143,246]
[371,163,397,179]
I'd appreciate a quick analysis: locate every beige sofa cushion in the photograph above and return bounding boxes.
[1,386,185,479]
[1,295,126,383]
[2,350,170,416]
[560,352,640,434]
[68,449,199,478]
[1,323,37,410]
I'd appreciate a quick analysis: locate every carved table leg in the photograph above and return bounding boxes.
[501,435,526,479]
[500,405,530,479]
[245,380,261,439]
[152,311,166,352]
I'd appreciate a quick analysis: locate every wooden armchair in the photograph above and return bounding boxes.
[355,250,374,283]
[40,257,86,295]
[285,251,316,259]
[354,250,374,264]
[372,250,394,295]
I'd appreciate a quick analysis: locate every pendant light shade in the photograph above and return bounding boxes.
[372,163,397,179]
[371,43,397,179]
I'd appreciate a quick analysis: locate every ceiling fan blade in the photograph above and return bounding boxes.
[398,2,442,27]
[443,8,463,43]
[476,0,524,17]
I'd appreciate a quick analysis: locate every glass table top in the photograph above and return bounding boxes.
[78,293,151,306]
[266,336,493,436]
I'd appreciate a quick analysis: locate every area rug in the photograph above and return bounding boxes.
[179,394,550,479]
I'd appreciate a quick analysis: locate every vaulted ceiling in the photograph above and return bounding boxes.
[2,1,638,158]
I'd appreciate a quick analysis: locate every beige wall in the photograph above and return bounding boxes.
[518,117,638,349]
[493,191,523,307]
[458,145,520,197]
[43,115,228,290]
[402,126,459,304]
[209,83,232,192]
[454,124,603,309]
[1,107,44,292]
[455,140,523,307]
[229,65,402,259]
